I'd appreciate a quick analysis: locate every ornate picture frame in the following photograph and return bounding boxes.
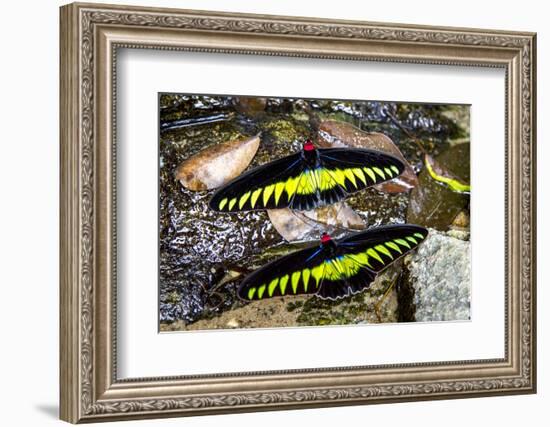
[60,2,536,423]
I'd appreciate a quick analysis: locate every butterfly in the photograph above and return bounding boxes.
[238,224,428,301]
[209,139,405,212]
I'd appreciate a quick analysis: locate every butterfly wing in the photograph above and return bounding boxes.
[283,147,406,211]
[239,224,428,302]
[210,147,406,212]
[291,148,405,210]
[209,152,305,212]
[237,244,329,300]
[316,224,429,299]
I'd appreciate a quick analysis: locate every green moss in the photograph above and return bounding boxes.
[286,301,304,312]
[295,293,370,326]
[260,116,310,146]
[166,290,181,305]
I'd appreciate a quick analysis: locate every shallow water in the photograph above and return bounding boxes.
[158,95,470,329]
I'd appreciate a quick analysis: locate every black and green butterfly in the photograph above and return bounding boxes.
[238,224,428,301]
[209,140,405,212]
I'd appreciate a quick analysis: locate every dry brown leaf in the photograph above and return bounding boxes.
[175,134,260,191]
[268,202,365,242]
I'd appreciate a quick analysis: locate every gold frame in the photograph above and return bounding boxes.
[59,2,537,423]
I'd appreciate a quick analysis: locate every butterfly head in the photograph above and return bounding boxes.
[320,232,332,245]
[303,139,316,152]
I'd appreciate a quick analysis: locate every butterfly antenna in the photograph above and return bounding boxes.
[197,282,223,311]
[287,206,359,234]
[287,209,318,229]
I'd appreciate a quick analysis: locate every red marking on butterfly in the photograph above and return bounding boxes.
[303,139,315,151]
[320,233,332,244]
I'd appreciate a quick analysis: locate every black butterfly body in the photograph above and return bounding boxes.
[238,224,428,301]
[209,140,405,212]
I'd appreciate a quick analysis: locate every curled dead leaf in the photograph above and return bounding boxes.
[424,154,470,194]
[268,202,365,243]
[175,134,260,191]
[316,120,418,193]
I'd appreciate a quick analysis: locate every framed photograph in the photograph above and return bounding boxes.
[60,2,537,423]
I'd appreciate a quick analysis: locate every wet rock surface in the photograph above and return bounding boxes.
[407,143,470,231]
[407,229,471,322]
[159,94,471,329]
[161,266,401,331]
